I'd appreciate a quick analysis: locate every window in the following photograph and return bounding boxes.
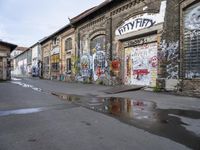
[65,38,72,51]
[43,57,49,73]
[90,35,106,54]
[66,58,71,73]
[183,2,200,79]
[53,37,59,46]
[51,54,59,72]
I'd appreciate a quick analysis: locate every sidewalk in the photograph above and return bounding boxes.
[16,77,200,111]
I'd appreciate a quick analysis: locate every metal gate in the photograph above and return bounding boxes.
[183,2,200,79]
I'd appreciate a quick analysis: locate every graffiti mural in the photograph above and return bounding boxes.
[93,51,108,81]
[159,40,179,79]
[90,35,107,81]
[80,54,92,77]
[90,35,106,54]
[125,43,157,86]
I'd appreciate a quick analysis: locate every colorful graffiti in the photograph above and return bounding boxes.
[80,54,92,77]
[125,43,157,86]
[90,35,107,81]
[93,51,107,81]
[111,59,120,73]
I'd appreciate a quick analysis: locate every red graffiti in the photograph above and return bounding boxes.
[111,60,120,71]
[133,69,149,76]
[96,66,103,78]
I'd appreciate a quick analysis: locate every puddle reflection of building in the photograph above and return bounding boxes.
[103,98,157,121]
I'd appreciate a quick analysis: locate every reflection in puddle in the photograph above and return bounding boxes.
[0,107,46,117]
[84,97,157,122]
[55,93,200,150]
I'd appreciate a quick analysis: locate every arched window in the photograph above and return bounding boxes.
[90,35,106,54]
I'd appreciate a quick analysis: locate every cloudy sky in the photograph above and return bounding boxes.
[0,0,104,47]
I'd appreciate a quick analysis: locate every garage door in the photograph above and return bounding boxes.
[124,43,158,87]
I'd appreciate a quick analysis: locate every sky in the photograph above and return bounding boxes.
[0,0,104,47]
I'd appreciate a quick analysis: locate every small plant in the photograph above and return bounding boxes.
[96,79,104,85]
[153,84,162,92]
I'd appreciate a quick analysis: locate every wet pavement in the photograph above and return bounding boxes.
[9,78,200,150]
[0,107,47,117]
[10,80,49,94]
[0,104,76,117]
[53,93,200,150]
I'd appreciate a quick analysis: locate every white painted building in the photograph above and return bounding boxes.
[31,43,41,77]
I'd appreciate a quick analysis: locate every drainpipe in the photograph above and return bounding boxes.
[109,17,113,61]
[178,1,183,92]
[77,30,80,60]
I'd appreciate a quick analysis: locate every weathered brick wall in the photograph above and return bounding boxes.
[157,0,180,90]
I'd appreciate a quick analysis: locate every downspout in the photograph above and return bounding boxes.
[109,17,113,61]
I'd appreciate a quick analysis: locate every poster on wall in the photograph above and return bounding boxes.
[124,43,158,87]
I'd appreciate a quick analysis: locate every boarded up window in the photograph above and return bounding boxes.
[183,2,200,79]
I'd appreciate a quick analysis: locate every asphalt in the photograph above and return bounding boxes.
[15,77,200,111]
[0,77,199,150]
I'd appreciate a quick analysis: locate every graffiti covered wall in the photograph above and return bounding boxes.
[124,43,158,86]
[159,40,179,79]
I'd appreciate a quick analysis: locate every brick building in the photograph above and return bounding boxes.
[70,0,177,88]
[40,25,76,81]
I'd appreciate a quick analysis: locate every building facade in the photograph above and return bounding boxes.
[14,50,29,77]
[71,0,171,87]
[22,0,199,95]
[11,47,27,75]
[0,41,17,80]
[31,43,41,77]
[41,25,76,81]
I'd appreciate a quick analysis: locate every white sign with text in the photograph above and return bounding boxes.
[115,1,166,36]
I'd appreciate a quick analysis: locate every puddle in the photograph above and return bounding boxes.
[0,107,47,116]
[54,93,200,150]
[10,81,48,94]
